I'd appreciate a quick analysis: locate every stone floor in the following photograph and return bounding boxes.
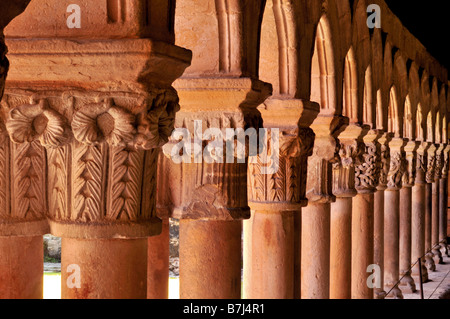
[403,253,450,299]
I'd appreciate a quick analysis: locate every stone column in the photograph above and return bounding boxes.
[431,145,443,264]
[330,125,365,299]
[424,145,436,271]
[384,138,406,299]
[301,115,346,299]
[245,99,318,299]
[4,1,192,299]
[0,1,48,299]
[398,141,418,293]
[162,78,271,299]
[440,145,450,257]
[352,132,381,299]
[411,144,429,283]
[373,134,390,299]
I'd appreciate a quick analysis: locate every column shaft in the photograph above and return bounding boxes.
[247,211,294,299]
[243,214,253,299]
[301,203,330,299]
[61,238,147,299]
[352,193,374,299]
[179,220,241,299]
[439,179,448,247]
[411,183,428,282]
[330,198,352,299]
[147,218,170,299]
[399,187,416,293]
[384,189,403,298]
[0,236,43,299]
[425,184,432,252]
[432,181,443,264]
[374,189,386,298]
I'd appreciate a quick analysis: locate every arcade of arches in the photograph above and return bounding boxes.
[0,0,448,299]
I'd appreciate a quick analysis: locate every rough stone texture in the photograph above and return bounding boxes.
[44,234,61,261]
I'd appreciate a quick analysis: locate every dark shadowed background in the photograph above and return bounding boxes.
[385,0,450,71]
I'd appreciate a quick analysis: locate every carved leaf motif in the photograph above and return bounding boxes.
[269,156,286,201]
[0,140,8,219]
[13,141,45,219]
[249,156,265,201]
[142,148,159,219]
[287,157,299,202]
[48,146,69,220]
[73,142,104,222]
[108,146,144,221]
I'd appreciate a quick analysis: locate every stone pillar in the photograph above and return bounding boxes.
[373,134,390,299]
[147,217,170,299]
[440,145,450,256]
[161,78,271,299]
[0,0,48,300]
[352,132,381,299]
[245,99,318,299]
[4,1,192,299]
[330,125,365,299]
[398,141,418,293]
[384,138,406,299]
[424,145,436,271]
[411,144,429,283]
[301,115,346,299]
[431,145,443,264]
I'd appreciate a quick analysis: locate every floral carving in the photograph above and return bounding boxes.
[72,98,135,147]
[355,142,380,192]
[135,91,180,150]
[6,99,70,148]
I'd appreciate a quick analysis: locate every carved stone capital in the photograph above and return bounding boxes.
[2,88,182,238]
[434,145,445,181]
[402,141,419,188]
[441,145,450,178]
[426,144,437,184]
[377,135,392,190]
[386,138,406,190]
[355,136,381,194]
[305,136,339,203]
[332,139,364,197]
[248,128,315,211]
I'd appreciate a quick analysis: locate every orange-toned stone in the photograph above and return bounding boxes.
[179,219,241,299]
[0,236,43,299]
[61,238,147,299]
[147,218,170,299]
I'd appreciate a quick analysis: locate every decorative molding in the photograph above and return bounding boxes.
[332,140,363,197]
[377,143,390,190]
[426,155,436,184]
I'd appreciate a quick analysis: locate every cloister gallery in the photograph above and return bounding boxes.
[0,0,448,300]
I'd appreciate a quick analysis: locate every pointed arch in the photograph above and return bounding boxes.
[343,47,358,123]
[416,103,424,141]
[388,86,400,136]
[310,14,337,115]
[427,111,434,143]
[404,95,413,139]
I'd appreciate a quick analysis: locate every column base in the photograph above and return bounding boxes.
[431,247,443,264]
[439,243,448,257]
[385,285,404,299]
[412,261,429,283]
[374,289,387,299]
[425,254,436,272]
[399,272,416,294]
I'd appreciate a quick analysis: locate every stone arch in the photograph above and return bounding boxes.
[382,40,394,132]
[388,86,400,136]
[363,65,374,127]
[259,0,299,97]
[353,0,373,127]
[404,95,413,139]
[371,28,384,130]
[427,111,434,143]
[416,102,424,141]
[174,0,266,77]
[407,62,420,141]
[439,84,447,144]
[430,78,439,143]
[342,47,358,123]
[392,52,408,137]
[310,14,337,115]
